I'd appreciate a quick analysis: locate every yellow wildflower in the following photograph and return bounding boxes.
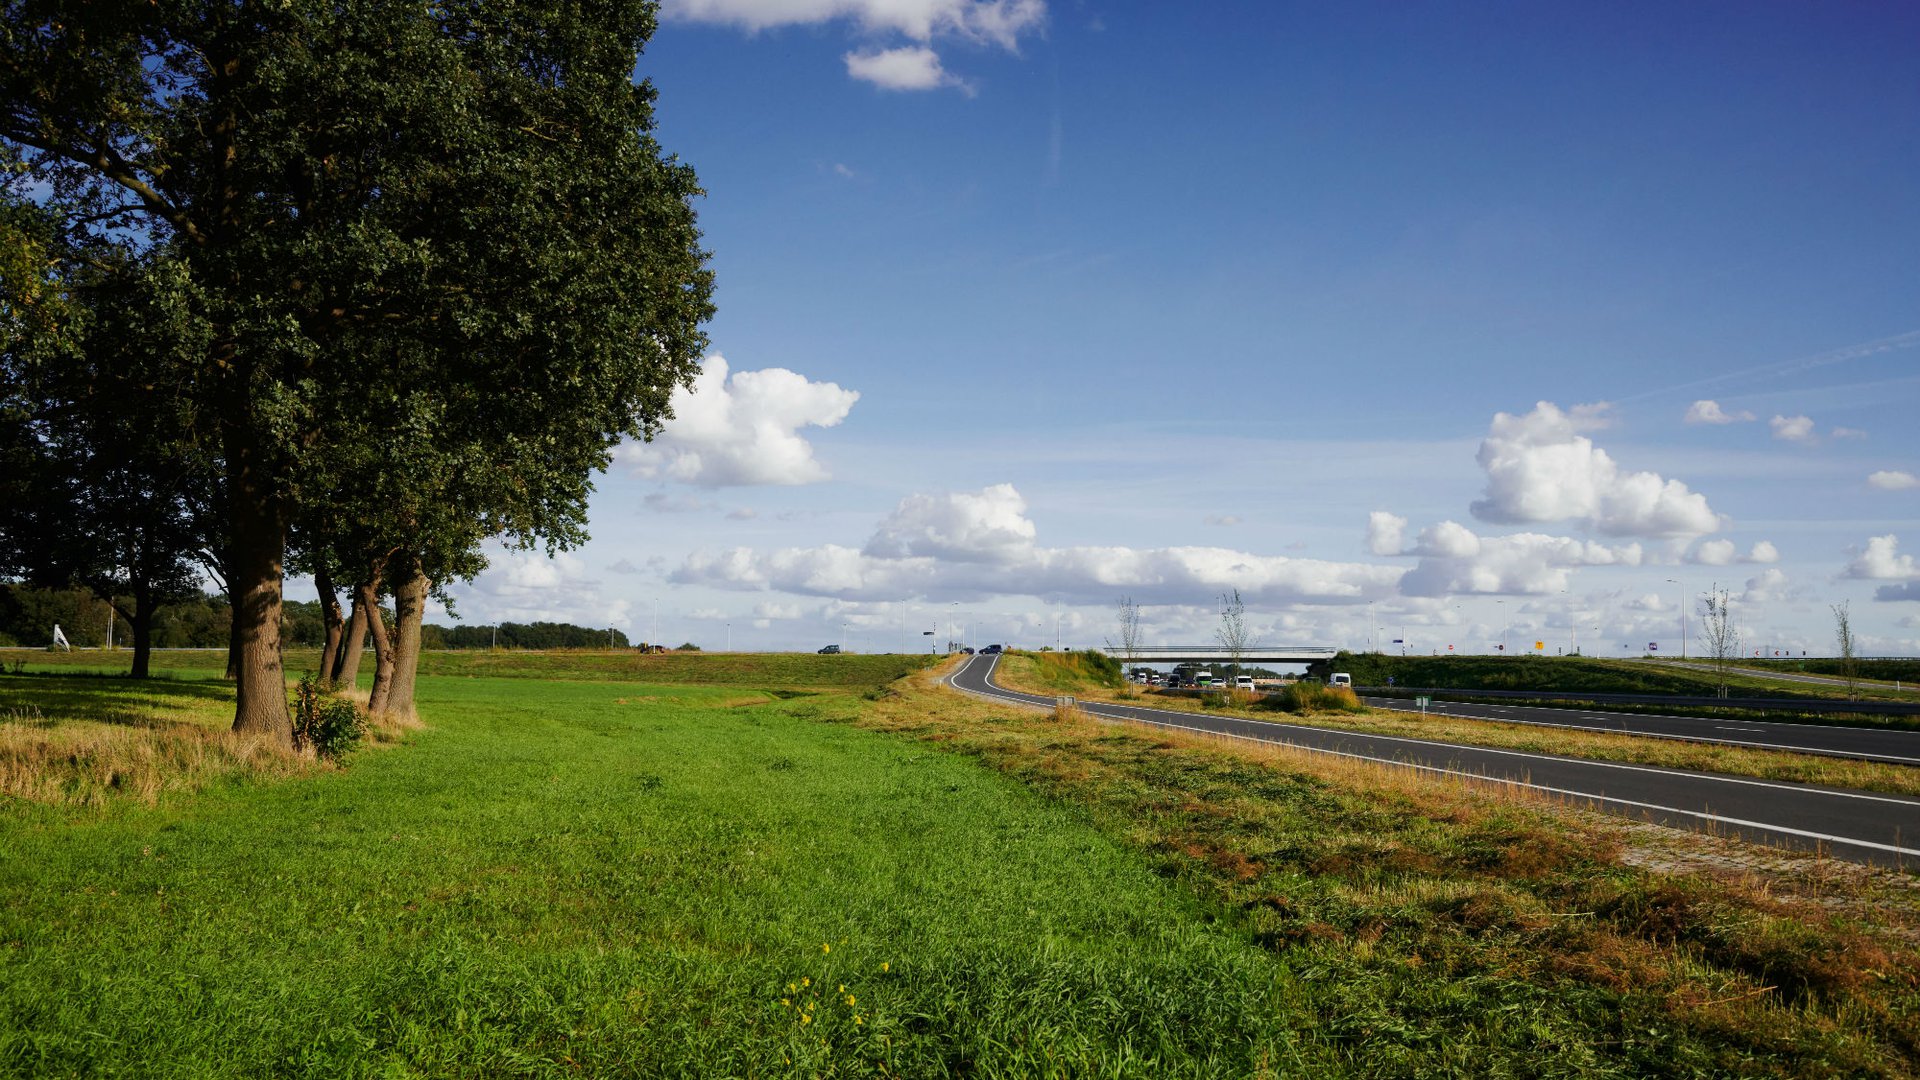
[846,995,856,1006]
[802,977,810,987]
[822,943,831,954]
[881,962,890,972]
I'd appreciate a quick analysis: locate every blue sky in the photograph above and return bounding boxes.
[421,1,1920,657]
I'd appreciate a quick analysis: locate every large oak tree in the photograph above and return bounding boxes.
[3,1,712,742]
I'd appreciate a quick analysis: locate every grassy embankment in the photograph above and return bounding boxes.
[996,651,1920,799]
[1,650,1917,1075]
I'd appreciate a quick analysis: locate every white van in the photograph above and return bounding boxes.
[1235,675,1255,690]
[1194,670,1214,688]
[1328,672,1352,688]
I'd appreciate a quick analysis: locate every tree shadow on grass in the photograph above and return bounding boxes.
[0,672,235,729]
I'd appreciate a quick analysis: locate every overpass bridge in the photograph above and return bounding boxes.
[1097,646,1338,666]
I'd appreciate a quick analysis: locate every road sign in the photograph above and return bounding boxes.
[1535,641,1544,651]
[1415,695,1432,717]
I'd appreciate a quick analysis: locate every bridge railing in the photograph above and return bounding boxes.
[1096,646,1339,660]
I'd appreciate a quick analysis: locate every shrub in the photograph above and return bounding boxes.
[1268,682,1364,714]
[291,674,367,760]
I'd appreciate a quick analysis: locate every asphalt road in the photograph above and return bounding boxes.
[1358,695,1920,766]
[948,654,1920,869]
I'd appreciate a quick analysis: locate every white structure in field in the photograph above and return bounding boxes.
[51,624,70,650]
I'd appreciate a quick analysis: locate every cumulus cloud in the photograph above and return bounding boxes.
[1683,400,1754,425]
[1470,401,1721,537]
[845,46,970,92]
[448,551,631,627]
[1846,535,1920,581]
[615,355,858,487]
[1740,567,1792,604]
[863,483,1038,562]
[1869,470,1918,491]
[1689,538,1737,566]
[1769,414,1817,444]
[673,483,1403,605]
[1398,523,1642,597]
[1366,511,1407,555]
[665,0,1044,46]
[667,0,1043,88]
[1683,539,1777,567]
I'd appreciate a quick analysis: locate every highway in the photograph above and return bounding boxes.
[1358,694,1920,766]
[947,654,1920,869]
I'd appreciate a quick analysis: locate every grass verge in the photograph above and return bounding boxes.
[992,653,1920,799]
[893,664,1920,1075]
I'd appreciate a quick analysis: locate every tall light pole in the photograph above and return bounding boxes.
[1496,599,1507,656]
[1665,579,1686,659]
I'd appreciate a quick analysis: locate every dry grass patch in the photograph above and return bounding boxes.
[0,672,400,807]
[881,663,1920,1075]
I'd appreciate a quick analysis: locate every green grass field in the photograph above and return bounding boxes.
[3,653,1918,1076]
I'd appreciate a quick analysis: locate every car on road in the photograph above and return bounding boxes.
[818,644,841,654]
[981,644,1003,654]
[1329,672,1352,688]
[1235,675,1255,690]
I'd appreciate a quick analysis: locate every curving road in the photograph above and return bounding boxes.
[947,654,1920,869]
[1358,695,1920,766]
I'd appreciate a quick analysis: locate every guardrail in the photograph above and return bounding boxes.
[1099,646,1338,662]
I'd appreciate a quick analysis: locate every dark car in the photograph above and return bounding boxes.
[961,647,975,654]
[818,644,841,654]
[981,644,1003,654]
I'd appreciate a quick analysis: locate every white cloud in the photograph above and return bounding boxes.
[832,162,856,179]
[1205,514,1243,527]
[753,601,803,620]
[664,0,1045,48]
[1845,534,1920,581]
[1740,567,1791,604]
[1745,540,1780,564]
[1689,538,1736,565]
[863,483,1038,562]
[1470,401,1721,537]
[1683,400,1754,425]
[673,483,1403,605]
[845,47,971,93]
[1832,426,1868,440]
[1398,524,1642,597]
[608,558,641,575]
[1769,414,1817,444]
[1869,470,1918,491]
[615,354,859,487]
[1366,511,1407,555]
[449,551,631,627]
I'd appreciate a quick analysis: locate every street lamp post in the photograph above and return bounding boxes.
[1666,579,1686,659]
[1497,599,1508,656]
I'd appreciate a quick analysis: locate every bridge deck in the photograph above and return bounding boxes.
[1098,646,1337,665]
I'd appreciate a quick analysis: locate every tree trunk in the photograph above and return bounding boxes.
[333,598,366,689]
[360,576,396,715]
[225,599,241,680]
[315,563,345,685]
[386,552,428,719]
[227,478,293,745]
[129,580,154,680]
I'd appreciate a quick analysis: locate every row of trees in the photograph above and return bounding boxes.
[2,2,713,744]
[0,584,632,653]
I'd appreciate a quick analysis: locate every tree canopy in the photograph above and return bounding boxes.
[2,0,713,739]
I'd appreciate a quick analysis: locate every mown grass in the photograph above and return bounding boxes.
[994,653,1920,799]
[4,674,1319,1077]
[884,667,1920,1076]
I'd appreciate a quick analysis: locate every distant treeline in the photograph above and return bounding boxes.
[0,584,629,651]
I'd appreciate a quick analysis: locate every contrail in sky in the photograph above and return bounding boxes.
[1619,329,1920,405]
